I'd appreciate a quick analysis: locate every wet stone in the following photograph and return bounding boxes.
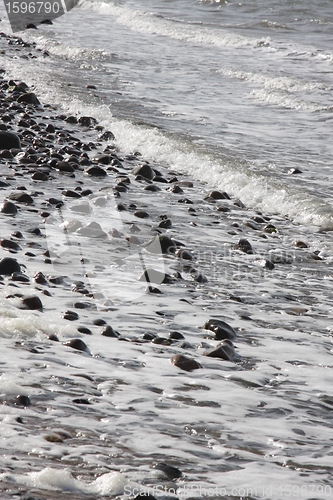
[11,272,29,283]
[34,271,48,284]
[63,310,79,321]
[0,131,21,149]
[0,201,17,215]
[203,318,236,340]
[22,295,43,311]
[133,163,155,180]
[87,166,107,177]
[154,462,183,480]
[208,190,230,200]
[204,339,236,361]
[171,354,202,372]
[63,338,88,352]
[101,325,118,337]
[15,395,31,407]
[169,331,185,340]
[1,239,21,251]
[0,257,21,275]
[77,327,92,335]
[9,192,34,204]
[234,238,253,254]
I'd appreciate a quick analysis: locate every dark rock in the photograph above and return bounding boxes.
[11,272,29,282]
[62,189,81,198]
[146,235,177,255]
[175,248,193,260]
[234,238,253,254]
[0,257,20,275]
[32,171,49,181]
[0,201,17,215]
[146,286,162,294]
[264,223,277,234]
[208,190,230,200]
[48,334,59,341]
[133,164,155,180]
[158,218,172,229]
[73,398,91,405]
[11,231,23,239]
[63,310,79,321]
[78,116,97,127]
[1,239,21,251]
[17,92,40,105]
[92,154,111,165]
[204,339,236,361]
[288,168,302,174]
[139,269,175,284]
[0,131,21,149]
[93,319,106,326]
[168,185,183,194]
[25,23,38,30]
[295,240,308,248]
[134,210,149,219]
[154,462,182,479]
[87,166,107,176]
[63,338,88,352]
[171,354,201,372]
[178,197,193,204]
[9,192,34,204]
[169,331,185,340]
[77,327,92,335]
[56,161,75,173]
[99,130,115,141]
[16,395,31,407]
[101,325,118,337]
[152,337,171,345]
[22,295,43,311]
[34,271,48,284]
[144,184,161,192]
[203,318,236,340]
[255,259,275,270]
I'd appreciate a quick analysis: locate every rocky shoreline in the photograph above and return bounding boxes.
[0,30,333,500]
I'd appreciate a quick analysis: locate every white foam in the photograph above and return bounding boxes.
[80,0,267,49]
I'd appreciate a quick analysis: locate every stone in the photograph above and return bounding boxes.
[9,192,34,204]
[153,462,182,479]
[77,327,92,335]
[63,310,79,321]
[139,268,174,284]
[234,238,253,254]
[78,116,97,127]
[171,354,201,372]
[169,331,185,340]
[87,166,107,176]
[133,163,155,180]
[146,235,177,255]
[0,201,17,215]
[101,325,118,337]
[22,295,43,311]
[158,218,172,229]
[295,240,308,248]
[203,318,236,340]
[17,92,40,105]
[34,271,48,284]
[208,190,230,200]
[175,248,193,260]
[16,395,31,406]
[63,338,88,352]
[134,210,149,219]
[1,239,21,252]
[0,131,21,149]
[204,339,235,361]
[0,257,20,275]
[11,272,29,283]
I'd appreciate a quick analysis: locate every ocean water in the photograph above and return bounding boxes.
[0,0,333,498]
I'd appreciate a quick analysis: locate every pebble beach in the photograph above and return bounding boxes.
[0,20,333,500]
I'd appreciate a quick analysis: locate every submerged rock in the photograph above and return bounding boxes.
[203,318,236,340]
[204,339,236,361]
[0,131,21,149]
[22,295,43,311]
[171,354,201,372]
[0,257,20,275]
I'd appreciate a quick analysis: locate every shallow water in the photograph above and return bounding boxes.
[0,1,332,498]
